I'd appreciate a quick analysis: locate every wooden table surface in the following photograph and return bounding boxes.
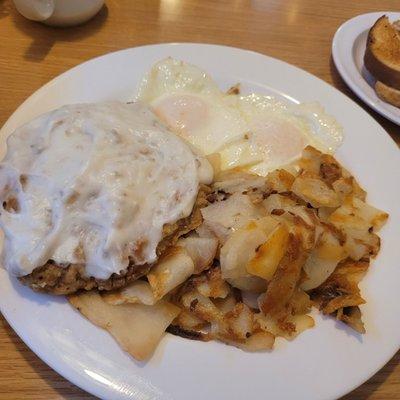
[0,0,399,399]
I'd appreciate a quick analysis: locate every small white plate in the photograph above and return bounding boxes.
[332,11,400,125]
[1,44,400,400]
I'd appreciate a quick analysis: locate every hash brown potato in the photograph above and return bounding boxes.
[70,146,388,360]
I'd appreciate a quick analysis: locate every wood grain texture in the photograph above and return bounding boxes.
[0,0,398,399]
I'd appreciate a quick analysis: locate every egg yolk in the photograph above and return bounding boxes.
[153,94,208,138]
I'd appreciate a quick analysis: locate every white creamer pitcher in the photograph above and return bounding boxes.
[13,0,105,27]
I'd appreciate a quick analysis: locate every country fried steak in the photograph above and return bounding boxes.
[19,186,210,295]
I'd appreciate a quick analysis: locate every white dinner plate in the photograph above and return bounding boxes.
[1,44,400,400]
[332,11,400,125]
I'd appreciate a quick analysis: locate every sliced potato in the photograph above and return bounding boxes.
[336,306,365,334]
[68,291,179,361]
[213,169,266,194]
[287,288,313,315]
[298,145,323,174]
[311,259,368,315]
[220,302,254,340]
[225,331,275,351]
[196,223,218,239]
[194,267,230,299]
[201,193,266,241]
[178,235,218,273]
[318,154,342,186]
[349,197,388,232]
[147,247,194,300]
[227,276,268,293]
[263,194,317,228]
[213,293,238,314]
[265,169,295,192]
[173,309,208,330]
[329,197,386,260]
[329,197,385,232]
[279,213,316,251]
[263,193,297,214]
[220,217,278,279]
[101,280,155,306]
[255,312,314,340]
[220,223,267,279]
[292,171,341,208]
[246,222,289,280]
[259,234,308,316]
[332,177,355,199]
[301,229,345,291]
[180,290,222,322]
[340,168,367,200]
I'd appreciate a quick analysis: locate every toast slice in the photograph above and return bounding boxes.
[364,16,400,90]
[375,80,400,107]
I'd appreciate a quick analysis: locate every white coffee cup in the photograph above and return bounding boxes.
[13,0,105,27]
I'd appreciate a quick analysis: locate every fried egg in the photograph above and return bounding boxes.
[138,58,246,155]
[138,58,343,176]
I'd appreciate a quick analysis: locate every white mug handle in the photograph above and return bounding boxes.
[13,0,55,22]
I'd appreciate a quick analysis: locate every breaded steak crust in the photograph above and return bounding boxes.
[19,186,209,295]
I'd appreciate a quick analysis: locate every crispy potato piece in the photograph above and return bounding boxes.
[180,290,222,322]
[336,306,365,334]
[329,197,387,260]
[263,194,318,250]
[147,247,194,300]
[287,288,313,315]
[300,146,343,184]
[298,146,323,174]
[255,313,315,340]
[329,197,388,232]
[101,280,155,306]
[311,259,368,315]
[274,209,317,253]
[213,293,238,314]
[350,197,388,231]
[263,193,297,214]
[173,309,208,330]
[219,302,254,340]
[265,169,295,192]
[332,177,366,201]
[259,234,308,316]
[167,325,211,342]
[319,154,343,186]
[317,207,335,222]
[68,291,179,361]
[194,267,231,299]
[246,223,289,280]
[292,171,341,208]
[178,235,218,274]
[226,331,275,351]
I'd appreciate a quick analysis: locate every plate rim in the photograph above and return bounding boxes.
[1,42,399,400]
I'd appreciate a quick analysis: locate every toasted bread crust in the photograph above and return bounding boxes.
[375,80,400,107]
[364,16,400,90]
[19,185,210,295]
